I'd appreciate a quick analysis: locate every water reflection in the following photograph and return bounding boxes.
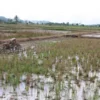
[0,71,100,100]
[82,34,100,38]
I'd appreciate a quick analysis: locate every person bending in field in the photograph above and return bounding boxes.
[3,38,21,52]
[10,38,21,51]
[9,38,16,45]
[3,38,16,51]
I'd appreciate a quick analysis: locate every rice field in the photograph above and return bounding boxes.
[0,37,100,100]
[1,23,100,40]
[0,23,100,100]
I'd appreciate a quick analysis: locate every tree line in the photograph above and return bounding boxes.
[1,15,100,27]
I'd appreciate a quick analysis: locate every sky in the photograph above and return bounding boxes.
[0,0,100,24]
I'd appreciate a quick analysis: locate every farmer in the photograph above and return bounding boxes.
[9,38,17,45]
[3,38,16,51]
[2,38,21,52]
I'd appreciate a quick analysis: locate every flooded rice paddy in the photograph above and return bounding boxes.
[0,71,100,100]
[0,38,100,100]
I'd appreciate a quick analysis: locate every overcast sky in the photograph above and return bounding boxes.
[0,0,100,24]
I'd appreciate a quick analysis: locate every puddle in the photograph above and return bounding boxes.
[0,69,100,100]
[82,33,100,38]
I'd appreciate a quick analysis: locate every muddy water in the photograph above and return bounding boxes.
[0,70,100,100]
[81,33,100,38]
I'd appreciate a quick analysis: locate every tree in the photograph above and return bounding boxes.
[14,15,19,24]
[66,22,69,26]
[8,18,13,24]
